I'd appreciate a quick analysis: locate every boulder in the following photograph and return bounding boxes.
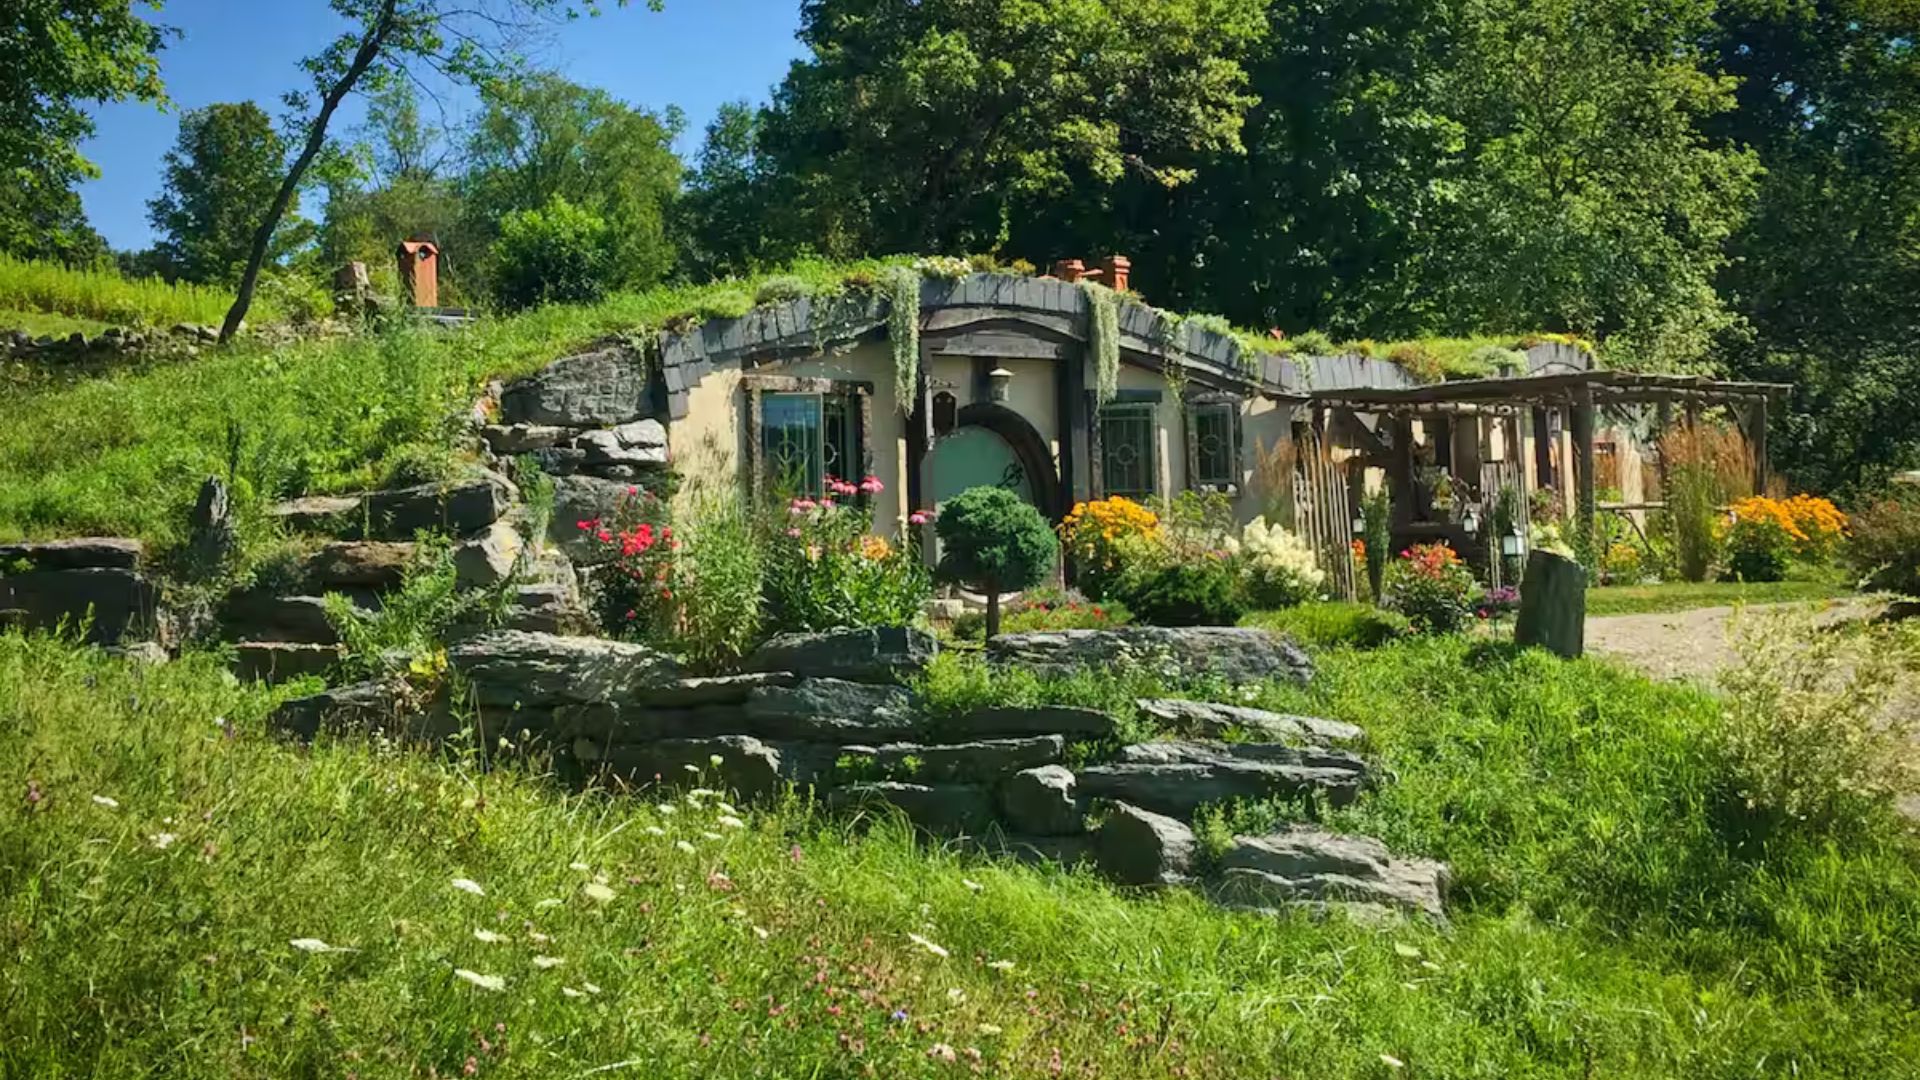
[307,541,415,589]
[220,593,372,645]
[0,567,157,645]
[935,705,1116,741]
[988,627,1314,686]
[500,347,650,426]
[270,495,361,533]
[449,631,683,708]
[497,583,584,634]
[232,642,344,684]
[270,678,413,740]
[999,765,1083,835]
[741,626,936,684]
[840,736,1064,784]
[1096,803,1196,886]
[0,537,143,571]
[629,672,799,709]
[549,475,638,562]
[829,782,995,835]
[362,473,516,540]
[1135,699,1364,746]
[1076,743,1370,818]
[582,734,829,797]
[572,419,670,470]
[454,522,522,588]
[1212,826,1449,921]
[742,679,921,742]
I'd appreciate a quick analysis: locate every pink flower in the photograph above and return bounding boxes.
[908,511,930,526]
[627,485,639,496]
[786,527,801,538]
[859,475,884,494]
[790,498,817,514]
[819,497,835,510]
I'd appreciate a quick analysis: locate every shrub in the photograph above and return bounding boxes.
[1242,601,1409,648]
[1725,495,1849,582]
[1287,329,1335,356]
[766,475,930,634]
[1228,516,1324,608]
[1360,489,1391,600]
[1848,491,1920,595]
[752,276,810,304]
[577,487,677,639]
[1116,556,1248,627]
[491,194,614,311]
[255,270,334,326]
[378,442,462,489]
[935,485,1057,637]
[1383,543,1479,633]
[1058,496,1164,600]
[1717,607,1919,832]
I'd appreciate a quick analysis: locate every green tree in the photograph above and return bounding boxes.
[677,101,781,280]
[0,0,169,263]
[217,0,663,342]
[490,193,613,310]
[935,486,1057,638]
[735,0,1268,260]
[146,102,306,285]
[463,73,684,293]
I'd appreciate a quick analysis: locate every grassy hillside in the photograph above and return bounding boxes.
[0,253,275,329]
[3,630,1916,1077]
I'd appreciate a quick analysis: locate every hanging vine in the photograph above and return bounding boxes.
[1082,280,1120,405]
[883,266,922,413]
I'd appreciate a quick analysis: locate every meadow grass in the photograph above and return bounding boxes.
[1584,578,1854,617]
[0,253,271,328]
[3,630,1917,1077]
[0,308,115,338]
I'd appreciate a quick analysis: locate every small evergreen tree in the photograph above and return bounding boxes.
[934,486,1056,638]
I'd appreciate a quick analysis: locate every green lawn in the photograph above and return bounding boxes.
[4,629,1916,1077]
[1585,578,1854,617]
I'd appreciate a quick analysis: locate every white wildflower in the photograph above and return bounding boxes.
[687,787,719,799]
[978,1023,1003,1036]
[701,831,723,841]
[581,981,602,994]
[535,898,564,909]
[907,933,949,959]
[582,882,616,903]
[716,802,739,816]
[656,804,677,815]
[454,969,505,992]
[1392,942,1421,959]
[290,938,342,953]
[961,878,982,892]
[675,840,696,853]
[149,832,178,849]
[681,763,699,774]
[947,987,966,1003]
[986,959,1015,972]
[473,929,507,944]
[561,986,585,999]
[643,825,666,836]
[528,931,552,945]
[568,861,591,873]
[752,926,770,940]
[717,815,745,829]
[531,955,565,969]
[1381,1054,1405,1069]
[451,877,485,897]
[90,795,119,809]
[708,754,724,768]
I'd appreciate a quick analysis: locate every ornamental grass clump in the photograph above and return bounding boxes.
[1848,489,1920,595]
[1383,543,1480,633]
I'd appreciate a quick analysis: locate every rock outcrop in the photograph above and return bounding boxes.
[0,539,157,646]
[989,627,1314,685]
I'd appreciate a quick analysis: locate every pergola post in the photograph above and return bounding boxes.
[1570,384,1597,557]
[1746,395,1769,496]
[1388,416,1417,528]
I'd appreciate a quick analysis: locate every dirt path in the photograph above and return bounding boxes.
[1584,598,1885,682]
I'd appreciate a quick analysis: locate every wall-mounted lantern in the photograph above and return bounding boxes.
[988,365,1014,404]
[1351,515,1366,536]
[1462,505,1481,535]
[1501,526,1526,558]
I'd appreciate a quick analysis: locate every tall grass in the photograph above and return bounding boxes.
[1660,421,1754,581]
[4,630,1917,1076]
[0,253,272,328]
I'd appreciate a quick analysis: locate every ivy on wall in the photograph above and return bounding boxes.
[883,265,921,413]
[1082,280,1120,404]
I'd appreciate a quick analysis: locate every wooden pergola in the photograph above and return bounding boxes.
[1303,370,1792,557]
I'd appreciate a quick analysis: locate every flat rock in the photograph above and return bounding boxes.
[583,734,831,797]
[1077,747,1368,819]
[221,593,373,646]
[269,495,361,532]
[1136,699,1364,746]
[936,705,1116,740]
[840,736,1064,784]
[232,641,343,684]
[0,567,157,645]
[1212,826,1449,921]
[0,537,143,571]
[270,678,410,740]
[1114,739,1370,775]
[629,672,798,708]
[741,626,936,685]
[989,627,1314,685]
[450,631,683,708]
[1096,802,1195,886]
[501,347,650,426]
[829,782,994,835]
[306,541,415,589]
[454,522,522,588]
[743,679,919,742]
[999,764,1083,835]
[481,422,571,455]
[362,474,516,539]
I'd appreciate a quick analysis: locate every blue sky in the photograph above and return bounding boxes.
[79,0,807,251]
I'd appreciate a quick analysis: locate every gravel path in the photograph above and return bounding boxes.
[1584,598,1886,682]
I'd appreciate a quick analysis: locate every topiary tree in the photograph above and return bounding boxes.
[935,486,1056,638]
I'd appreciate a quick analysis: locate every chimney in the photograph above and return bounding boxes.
[1099,254,1131,293]
[1051,258,1086,283]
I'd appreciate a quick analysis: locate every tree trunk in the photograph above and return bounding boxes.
[1514,549,1587,659]
[985,588,1002,640]
[218,1,397,343]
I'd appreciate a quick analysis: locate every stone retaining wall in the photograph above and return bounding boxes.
[0,539,157,646]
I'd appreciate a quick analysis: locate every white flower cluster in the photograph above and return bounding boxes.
[1227,516,1326,599]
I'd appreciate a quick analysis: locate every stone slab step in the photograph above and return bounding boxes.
[0,537,143,571]
[838,736,1065,784]
[232,641,344,684]
[1211,826,1449,921]
[1136,699,1364,746]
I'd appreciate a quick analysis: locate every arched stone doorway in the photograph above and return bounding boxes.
[924,403,1063,522]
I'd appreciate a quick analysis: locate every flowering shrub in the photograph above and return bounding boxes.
[1058,496,1165,600]
[1599,542,1645,586]
[1848,492,1920,595]
[1725,495,1848,582]
[1225,516,1325,608]
[578,487,677,638]
[764,475,930,633]
[1383,543,1480,633]
[1478,585,1520,619]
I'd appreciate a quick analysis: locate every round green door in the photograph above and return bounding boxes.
[927,426,1036,509]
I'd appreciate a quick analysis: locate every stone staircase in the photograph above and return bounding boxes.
[272,625,1450,923]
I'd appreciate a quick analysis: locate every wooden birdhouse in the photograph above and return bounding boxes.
[396,239,439,309]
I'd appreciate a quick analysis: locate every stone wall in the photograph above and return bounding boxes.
[0,539,157,646]
[272,625,1448,922]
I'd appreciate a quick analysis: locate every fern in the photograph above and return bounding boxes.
[1082,280,1120,404]
[883,266,921,413]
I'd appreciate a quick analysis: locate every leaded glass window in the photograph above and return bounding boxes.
[759,391,860,497]
[1099,404,1157,498]
[1190,403,1238,490]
